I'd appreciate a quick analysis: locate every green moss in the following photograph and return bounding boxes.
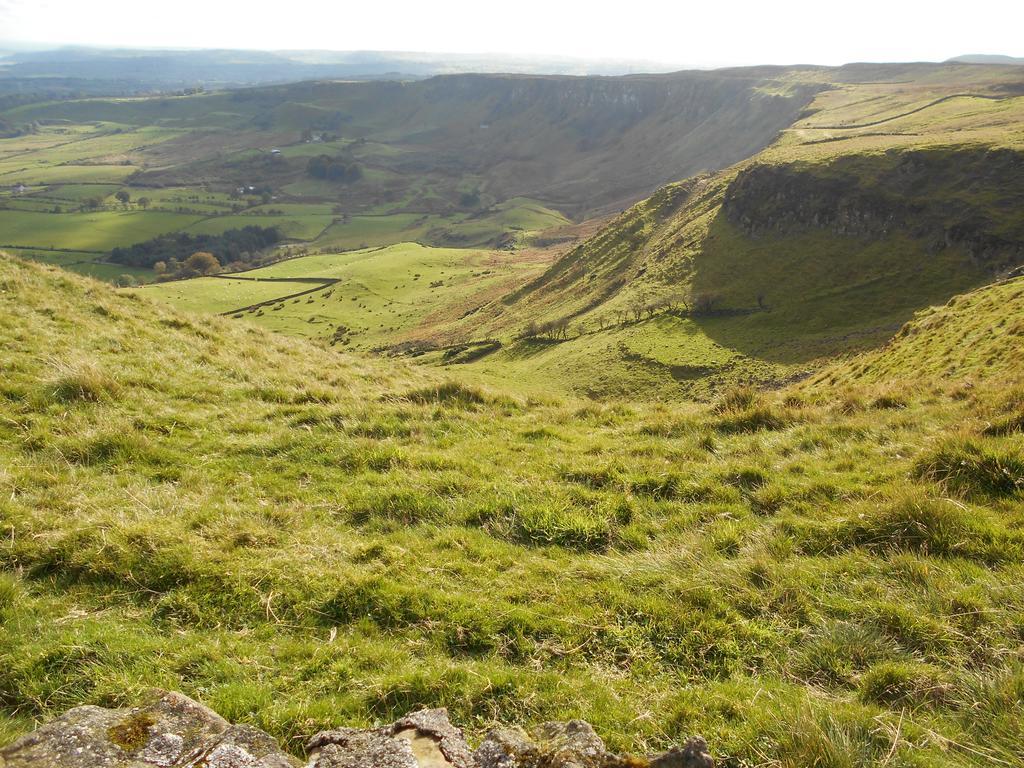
[108,711,157,753]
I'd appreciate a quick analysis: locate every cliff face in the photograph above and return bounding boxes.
[0,691,714,768]
[9,69,822,218]
[409,73,821,215]
[722,148,1024,275]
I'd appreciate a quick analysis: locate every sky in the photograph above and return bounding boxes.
[0,0,1020,67]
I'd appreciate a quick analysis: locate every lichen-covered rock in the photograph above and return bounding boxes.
[306,707,473,768]
[0,690,299,768]
[0,694,712,768]
[473,721,713,768]
[649,737,714,768]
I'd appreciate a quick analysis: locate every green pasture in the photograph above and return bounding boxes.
[0,209,202,251]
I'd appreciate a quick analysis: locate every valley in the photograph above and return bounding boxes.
[1,52,1023,768]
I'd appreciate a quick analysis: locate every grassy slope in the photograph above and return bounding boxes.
[810,276,1024,386]
[2,254,1023,767]
[436,66,1024,399]
[138,243,549,349]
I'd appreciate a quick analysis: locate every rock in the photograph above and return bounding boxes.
[0,690,299,768]
[1,693,712,768]
[473,719,711,768]
[649,737,714,768]
[306,708,473,768]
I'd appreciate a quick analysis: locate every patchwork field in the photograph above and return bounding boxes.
[138,242,550,349]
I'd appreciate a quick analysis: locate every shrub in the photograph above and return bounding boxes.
[790,493,1021,563]
[44,360,118,403]
[859,661,948,707]
[913,439,1024,498]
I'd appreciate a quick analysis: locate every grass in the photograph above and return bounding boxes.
[3,62,1024,766]
[1,255,1023,767]
[0,209,202,251]
[140,243,545,350]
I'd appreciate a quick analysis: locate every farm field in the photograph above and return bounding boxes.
[0,209,202,251]
[139,242,550,349]
[0,118,572,285]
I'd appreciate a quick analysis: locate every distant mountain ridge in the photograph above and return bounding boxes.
[0,46,688,88]
[949,54,1024,65]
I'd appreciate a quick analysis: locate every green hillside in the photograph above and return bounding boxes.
[137,242,546,349]
[1,255,1023,766]
[422,67,1024,400]
[812,276,1024,386]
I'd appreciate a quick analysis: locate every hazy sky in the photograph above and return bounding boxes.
[0,0,1020,66]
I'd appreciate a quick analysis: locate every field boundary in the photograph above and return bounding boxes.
[808,92,1007,130]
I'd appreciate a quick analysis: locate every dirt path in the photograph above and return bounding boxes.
[808,93,1007,130]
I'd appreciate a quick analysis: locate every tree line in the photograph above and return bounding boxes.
[109,225,282,269]
[306,155,362,183]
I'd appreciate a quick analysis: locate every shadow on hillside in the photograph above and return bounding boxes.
[688,213,991,365]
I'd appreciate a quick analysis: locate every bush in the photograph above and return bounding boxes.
[913,439,1024,498]
[109,225,281,269]
[859,661,948,707]
[790,494,1021,563]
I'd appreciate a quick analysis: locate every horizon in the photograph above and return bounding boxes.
[0,0,1021,68]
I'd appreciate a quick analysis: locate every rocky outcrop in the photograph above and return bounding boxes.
[723,148,1024,274]
[0,690,299,768]
[0,692,713,768]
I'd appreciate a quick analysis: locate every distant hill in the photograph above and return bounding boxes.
[7,68,824,217]
[0,46,686,89]
[949,54,1024,65]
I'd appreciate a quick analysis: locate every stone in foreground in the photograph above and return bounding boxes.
[0,691,713,768]
[0,690,298,767]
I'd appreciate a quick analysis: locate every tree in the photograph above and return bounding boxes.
[184,251,220,276]
[137,197,151,210]
[690,291,721,316]
[115,190,131,207]
[306,154,361,183]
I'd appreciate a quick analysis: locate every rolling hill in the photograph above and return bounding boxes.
[4,67,823,217]
[1,253,1023,767]
[397,63,1024,399]
[3,55,1024,768]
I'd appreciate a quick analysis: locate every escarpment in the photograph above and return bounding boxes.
[723,147,1024,274]
[0,691,714,768]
